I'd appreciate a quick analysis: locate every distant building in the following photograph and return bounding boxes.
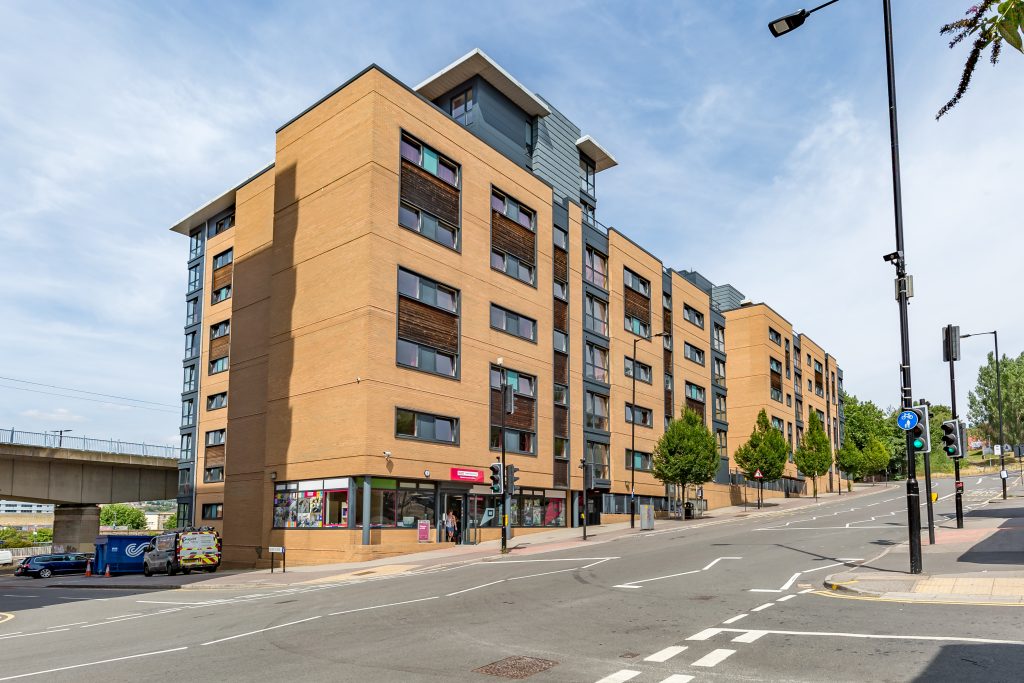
[0,500,54,515]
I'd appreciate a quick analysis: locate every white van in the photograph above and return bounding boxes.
[0,549,14,566]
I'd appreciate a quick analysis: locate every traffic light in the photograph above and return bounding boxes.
[506,464,520,495]
[489,462,504,494]
[940,419,961,458]
[909,405,930,453]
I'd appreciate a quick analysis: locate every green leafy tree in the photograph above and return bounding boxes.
[734,409,789,483]
[968,351,1024,445]
[938,1,1024,119]
[836,441,865,489]
[32,528,53,543]
[652,408,719,512]
[843,393,889,451]
[0,527,32,548]
[100,504,148,530]
[794,415,832,500]
[163,514,179,531]
[862,437,892,479]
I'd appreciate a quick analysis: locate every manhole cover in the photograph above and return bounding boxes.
[474,656,558,679]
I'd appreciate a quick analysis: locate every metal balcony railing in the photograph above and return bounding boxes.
[0,428,177,459]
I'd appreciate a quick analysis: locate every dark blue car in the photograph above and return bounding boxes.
[14,553,92,579]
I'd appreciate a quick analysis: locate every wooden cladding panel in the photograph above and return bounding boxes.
[771,371,783,391]
[212,263,233,291]
[665,390,674,418]
[554,405,569,437]
[204,444,226,467]
[686,398,706,423]
[489,389,536,431]
[400,161,460,227]
[814,370,824,388]
[554,352,569,384]
[624,288,650,324]
[397,298,459,355]
[210,335,230,361]
[491,211,535,267]
[664,349,672,371]
[553,459,569,488]
[553,300,568,333]
[553,247,568,282]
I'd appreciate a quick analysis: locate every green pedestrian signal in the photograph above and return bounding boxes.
[909,405,930,453]
[940,419,961,458]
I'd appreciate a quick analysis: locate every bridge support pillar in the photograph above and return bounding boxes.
[53,504,100,553]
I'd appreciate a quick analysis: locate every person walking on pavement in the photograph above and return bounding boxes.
[445,510,455,542]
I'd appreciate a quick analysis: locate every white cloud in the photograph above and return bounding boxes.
[19,408,86,423]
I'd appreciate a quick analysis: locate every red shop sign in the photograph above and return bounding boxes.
[450,467,484,483]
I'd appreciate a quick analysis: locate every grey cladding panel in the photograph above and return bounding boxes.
[532,100,583,203]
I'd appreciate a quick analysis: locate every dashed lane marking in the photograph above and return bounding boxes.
[658,676,694,683]
[446,580,504,597]
[594,670,641,683]
[0,646,188,681]
[686,628,723,641]
[778,594,797,602]
[644,645,687,662]
[328,595,439,617]
[0,628,68,641]
[715,627,1024,645]
[613,556,741,589]
[722,614,747,624]
[751,603,774,612]
[691,648,736,667]
[201,616,322,646]
[46,622,87,629]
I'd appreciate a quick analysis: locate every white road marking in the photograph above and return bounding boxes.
[105,614,141,619]
[755,526,896,530]
[722,614,748,624]
[2,595,37,598]
[481,557,617,563]
[644,645,687,662]
[751,603,774,612]
[717,627,1024,645]
[686,628,723,641]
[136,600,210,605]
[778,594,797,602]
[659,676,694,683]
[732,630,769,643]
[701,557,739,571]
[202,616,322,645]
[328,595,439,616]
[691,648,736,667]
[55,597,93,601]
[46,622,87,629]
[614,556,741,589]
[976,478,983,485]
[0,628,69,641]
[447,580,505,596]
[595,670,641,683]
[0,646,188,681]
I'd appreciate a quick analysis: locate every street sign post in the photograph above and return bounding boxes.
[269,546,285,573]
[897,410,919,431]
[753,470,764,510]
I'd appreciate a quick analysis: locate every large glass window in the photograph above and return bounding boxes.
[584,391,609,431]
[212,248,233,270]
[580,157,596,195]
[491,249,535,285]
[769,327,782,345]
[491,189,535,231]
[187,264,202,293]
[181,399,195,427]
[183,365,197,393]
[714,394,727,422]
[179,433,193,461]
[400,134,459,187]
[186,298,199,326]
[713,324,725,352]
[184,332,198,358]
[210,320,230,340]
[624,315,650,338]
[490,304,537,342]
[395,408,458,444]
[398,268,458,313]
[683,343,705,366]
[623,268,650,296]
[189,230,203,260]
[584,343,609,382]
[209,357,229,375]
[584,248,607,289]
[208,213,234,238]
[205,429,225,446]
[212,284,231,304]
[398,202,458,250]
[683,305,705,329]
[624,356,652,383]
[204,466,224,483]
[396,339,456,377]
[625,449,653,471]
[451,87,473,125]
[207,392,227,410]
[585,441,610,480]
[713,358,726,385]
[625,403,653,428]
[585,295,609,335]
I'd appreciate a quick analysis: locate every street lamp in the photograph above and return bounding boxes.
[770,0,923,573]
[631,331,666,529]
[48,429,72,448]
[961,331,1007,499]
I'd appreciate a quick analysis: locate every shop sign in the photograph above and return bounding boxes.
[450,467,484,483]
[417,520,431,543]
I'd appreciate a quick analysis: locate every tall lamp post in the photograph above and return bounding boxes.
[631,332,666,528]
[48,429,73,448]
[961,330,1006,499]
[770,0,924,573]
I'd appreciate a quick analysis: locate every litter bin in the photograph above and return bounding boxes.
[684,502,694,519]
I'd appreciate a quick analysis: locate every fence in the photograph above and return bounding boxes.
[729,469,808,496]
[0,428,176,459]
[7,545,52,559]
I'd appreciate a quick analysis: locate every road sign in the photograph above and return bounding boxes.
[1000,470,1008,479]
[268,546,284,554]
[897,410,919,431]
[994,444,1002,456]
[754,469,764,479]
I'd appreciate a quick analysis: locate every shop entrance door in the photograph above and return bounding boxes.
[440,491,468,544]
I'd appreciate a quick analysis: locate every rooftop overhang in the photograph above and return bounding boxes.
[576,135,618,172]
[168,163,273,235]
[415,48,551,118]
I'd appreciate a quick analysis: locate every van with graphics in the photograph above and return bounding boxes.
[143,527,221,576]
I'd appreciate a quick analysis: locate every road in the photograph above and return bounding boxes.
[2,473,1022,682]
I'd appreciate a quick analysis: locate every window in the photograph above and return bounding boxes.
[211,284,231,304]
[554,330,568,353]
[770,358,783,374]
[209,357,229,375]
[185,332,198,358]
[584,248,607,289]
[771,416,784,431]
[189,230,203,260]
[204,466,224,483]
[683,343,705,366]
[585,441,610,480]
[208,213,234,238]
[491,189,535,231]
[396,339,456,377]
[585,294,609,335]
[713,358,726,385]
[395,408,458,444]
[814,360,823,373]
[582,203,596,226]
[683,305,704,328]
[400,134,459,186]
[490,304,537,342]
[553,384,568,406]
[451,87,473,124]
[584,343,610,382]
[665,374,674,390]
[624,315,650,337]
[398,269,458,313]
[808,379,813,391]
[685,383,705,402]
[490,427,537,455]
[205,429,225,446]
[210,320,230,340]
[625,403,653,428]
[181,399,195,427]
[624,356,652,383]
[179,433,193,461]
[623,268,650,296]
[201,503,223,520]
[213,248,233,270]
[769,327,782,345]
[584,391,609,431]
[713,324,725,352]
[788,422,794,450]
[625,449,652,471]
[663,335,673,350]
[554,437,569,460]
[553,280,567,301]
[554,227,568,250]
[714,394,727,422]
[489,367,536,397]
[717,430,728,457]
[491,249,535,285]
[207,392,227,410]
[183,365,196,393]
[771,387,783,403]
[663,293,672,309]
[580,157,596,195]
[186,298,199,326]
[187,264,202,293]
[786,393,792,407]
[807,353,812,366]
[398,202,458,250]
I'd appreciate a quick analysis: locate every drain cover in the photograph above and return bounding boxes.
[474,656,558,679]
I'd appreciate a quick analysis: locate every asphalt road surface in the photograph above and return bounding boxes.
[2,473,1022,682]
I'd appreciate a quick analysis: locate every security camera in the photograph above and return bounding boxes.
[383,451,392,459]
[882,251,901,263]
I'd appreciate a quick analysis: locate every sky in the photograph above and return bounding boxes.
[0,0,1021,447]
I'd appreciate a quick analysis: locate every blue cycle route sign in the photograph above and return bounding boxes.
[897,410,919,431]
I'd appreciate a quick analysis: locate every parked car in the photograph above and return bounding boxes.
[15,553,93,579]
[143,528,221,576]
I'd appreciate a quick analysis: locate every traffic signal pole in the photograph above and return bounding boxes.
[500,368,508,554]
[920,403,935,546]
[946,325,964,528]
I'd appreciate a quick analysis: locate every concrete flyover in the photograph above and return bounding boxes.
[0,430,177,552]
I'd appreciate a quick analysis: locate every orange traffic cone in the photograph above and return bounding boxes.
[85,559,92,577]
[104,564,111,578]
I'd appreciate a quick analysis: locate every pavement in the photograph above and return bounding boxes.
[825,489,1024,605]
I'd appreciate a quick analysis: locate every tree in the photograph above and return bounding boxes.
[163,514,179,530]
[968,351,1024,445]
[937,1,1024,119]
[0,527,32,548]
[862,437,892,479]
[734,410,789,506]
[836,441,865,489]
[100,504,148,530]
[843,393,889,451]
[652,408,719,514]
[794,414,832,500]
[32,528,53,543]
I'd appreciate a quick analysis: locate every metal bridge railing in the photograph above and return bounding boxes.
[0,428,176,459]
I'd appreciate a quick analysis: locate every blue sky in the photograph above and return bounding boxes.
[1,0,1021,445]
